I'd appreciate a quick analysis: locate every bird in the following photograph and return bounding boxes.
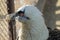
[0,5,49,40]
[15,5,49,40]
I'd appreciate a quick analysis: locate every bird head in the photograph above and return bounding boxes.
[15,11,30,23]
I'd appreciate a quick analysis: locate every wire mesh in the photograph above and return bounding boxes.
[0,0,10,40]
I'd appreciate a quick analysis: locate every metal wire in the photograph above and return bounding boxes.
[0,0,9,40]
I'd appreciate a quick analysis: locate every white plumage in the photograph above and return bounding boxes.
[16,5,49,40]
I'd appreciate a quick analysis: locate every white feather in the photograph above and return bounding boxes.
[17,5,49,40]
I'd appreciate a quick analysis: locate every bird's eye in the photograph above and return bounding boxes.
[19,13,24,17]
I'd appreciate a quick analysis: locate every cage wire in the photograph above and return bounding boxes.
[0,0,14,40]
[0,0,9,40]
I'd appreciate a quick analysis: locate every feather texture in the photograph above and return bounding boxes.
[17,5,49,40]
